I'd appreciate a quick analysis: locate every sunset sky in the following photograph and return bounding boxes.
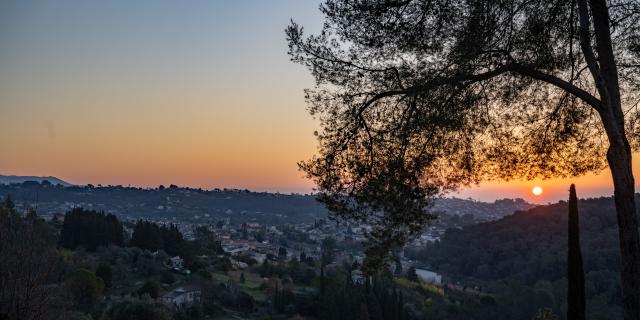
[0,0,637,203]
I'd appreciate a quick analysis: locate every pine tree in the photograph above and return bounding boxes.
[60,208,124,251]
[320,265,326,296]
[398,291,404,320]
[568,184,586,320]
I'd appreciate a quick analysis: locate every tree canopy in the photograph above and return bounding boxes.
[60,208,125,251]
[287,0,640,269]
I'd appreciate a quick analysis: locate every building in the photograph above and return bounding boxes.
[415,268,443,286]
[351,269,366,285]
[162,285,201,308]
[167,256,184,270]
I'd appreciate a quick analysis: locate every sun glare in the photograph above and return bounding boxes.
[532,186,543,196]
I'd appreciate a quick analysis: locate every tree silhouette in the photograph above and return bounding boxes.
[60,208,124,251]
[321,236,337,267]
[568,184,586,320]
[287,1,640,317]
[0,205,67,320]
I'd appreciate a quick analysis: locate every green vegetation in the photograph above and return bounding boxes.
[0,195,506,320]
[410,195,635,319]
[1,192,631,319]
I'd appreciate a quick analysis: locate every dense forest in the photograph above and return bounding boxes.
[61,208,125,250]
[409,195,637,319]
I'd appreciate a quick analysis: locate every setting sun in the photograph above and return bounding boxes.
[532,186,543,196]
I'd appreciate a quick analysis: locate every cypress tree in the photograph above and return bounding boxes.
[398,291,404,320]
[568,184,586,320]
[320,265,326,296]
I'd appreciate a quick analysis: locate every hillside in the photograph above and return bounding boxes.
[0,182,532,225]
[409,195,637,320]
[0,175,73,187]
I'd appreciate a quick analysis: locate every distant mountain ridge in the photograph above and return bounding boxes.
[0,180,532,224]
[0,175,74,187]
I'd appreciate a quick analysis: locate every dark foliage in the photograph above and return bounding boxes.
[64,269,104,312]
[0,201,67,320]
[60,208,124,251]
[568,185,586,320]
[412,196,639,319]
[316,272,406,320]
[321,236,337,267]
[287,0,640,292]
[129,220,202,271]
[137,280,160,299]
[102,298,170,320]
[96,263,113,288]
[129,221,164,252]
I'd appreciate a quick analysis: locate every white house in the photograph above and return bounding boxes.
[162,285,201,308]
[168,256,184,270]
[415,268,443,286]
[351,269,366,285]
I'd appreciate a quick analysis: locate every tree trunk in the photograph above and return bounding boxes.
[582,1,640,318]
[607,138,640,320]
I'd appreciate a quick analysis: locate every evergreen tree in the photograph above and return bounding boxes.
[278,247,288,260]
[240,272,245,284]
[398,291,404,320]
[568,184,586,320]
[287,2,640,316]
[320,266,326,296]
[60,208,124,251]
[130,220,163,251]
[321,237,336,267]
[160,224,185,256]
